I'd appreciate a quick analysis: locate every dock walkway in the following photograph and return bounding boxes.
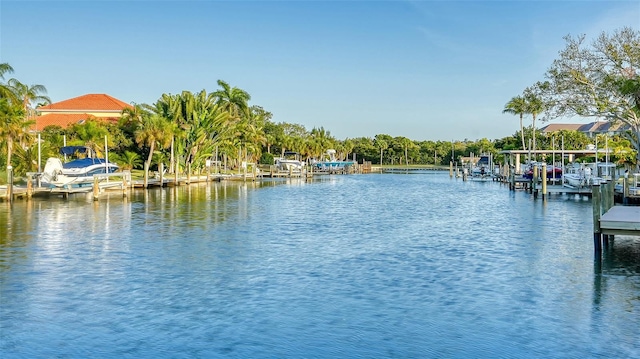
[599,206,640,235]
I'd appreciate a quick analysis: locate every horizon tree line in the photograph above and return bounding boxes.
[1,27,638,182]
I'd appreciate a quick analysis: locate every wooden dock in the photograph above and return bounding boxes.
[591,181,640,256]
[599,206,640,235]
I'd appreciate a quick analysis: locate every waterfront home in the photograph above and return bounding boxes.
[32,93,133,131]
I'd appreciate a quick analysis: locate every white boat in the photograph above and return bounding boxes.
[39,146,119,187]
[469,165,492,181]
[311,149,355,171]
[469,155,492,181]
[274,151,305,172]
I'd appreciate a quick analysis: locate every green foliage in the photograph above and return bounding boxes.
[110,150,143,170]
[539,27,640,169]
[259,152,274,165]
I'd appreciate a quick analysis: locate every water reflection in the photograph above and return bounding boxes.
[1,174,638,358]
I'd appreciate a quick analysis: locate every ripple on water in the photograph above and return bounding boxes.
[0,173,638,358]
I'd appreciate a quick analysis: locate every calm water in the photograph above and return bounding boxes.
[1,173,639,358]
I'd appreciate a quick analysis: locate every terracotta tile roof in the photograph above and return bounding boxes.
[30,113,119,130]
[38,93,133,112]
[540,123,583,132]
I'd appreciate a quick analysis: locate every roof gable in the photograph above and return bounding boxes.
[38,94,133,112]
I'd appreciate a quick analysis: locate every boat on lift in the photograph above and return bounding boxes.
[39,146,119,187]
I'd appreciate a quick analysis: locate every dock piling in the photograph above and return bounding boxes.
[7,166,13,203]
[93,176,99,201]
[592,184,602,254]
[541,164,548,199]
[27,176,33,199]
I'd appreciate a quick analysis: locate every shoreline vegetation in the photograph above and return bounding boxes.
[1,27,638,186]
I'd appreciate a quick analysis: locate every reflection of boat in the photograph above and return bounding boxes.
[312,149,355,171]
[274,151,305,172]
[40,146,119,187]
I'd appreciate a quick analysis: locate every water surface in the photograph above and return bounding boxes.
[1,173,639,358]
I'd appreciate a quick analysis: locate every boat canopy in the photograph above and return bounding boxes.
[59,146,92,156]
[62,157,111,169]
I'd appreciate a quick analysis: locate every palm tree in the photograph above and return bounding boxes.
[212,80,251,120]
[0,99,29,181]
[374,137,388,165]
[0,63,17,103]
[524,89,545,155]
[121,103,149,127]
[503,95,527,151]
[135,114,173,187]
[6,78,51,117]
[111,150,143,170]
[399,137,414,166]
[67,119,109,157]
[342,139,354,161]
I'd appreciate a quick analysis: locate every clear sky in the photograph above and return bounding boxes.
[1,0,638,141]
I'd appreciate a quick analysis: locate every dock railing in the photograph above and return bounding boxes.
[92,171,132,200]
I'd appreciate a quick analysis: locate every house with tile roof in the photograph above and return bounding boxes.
[540,121,631,137]
[32,93,133,131]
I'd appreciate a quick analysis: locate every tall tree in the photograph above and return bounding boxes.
[0,99,29,180]
[503,95,528,151]
[67,119,109,157]
[539,27,640,169]
[6,78,51,117]
[0,63,17,102]
[213,80,251,120]
[374,136,388,165]
[135,114,174,187]
[524,87,545,155]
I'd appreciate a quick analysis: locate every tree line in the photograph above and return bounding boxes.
[1,27,638,183]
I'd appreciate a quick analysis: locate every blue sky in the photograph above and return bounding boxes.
[1,1,638,141]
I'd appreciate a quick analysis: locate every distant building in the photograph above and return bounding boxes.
[540,121,631,138]
[32,93,133,131]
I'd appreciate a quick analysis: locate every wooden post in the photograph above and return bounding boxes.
[143,162,149,188]
[532,165,538,194]
[509,166,514,189]
[122,171,128,197]
[93,176,99,201]
[252,163,257,181]
[7,166,13,203]
[27,176,33,199]
[602,180,615,244]
[187,163,191,184]
[159,162,164,187]
[449,161,453,177]
[541,164,547,200]
[206,160,211,183]
[289,165,293,178]
[174,161,179,186]
[270,165,274,177]
[603,181,613,212]
[592,184,602,254]
[623,175,629,205]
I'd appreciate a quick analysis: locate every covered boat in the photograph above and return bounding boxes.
[40,146,119,187]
